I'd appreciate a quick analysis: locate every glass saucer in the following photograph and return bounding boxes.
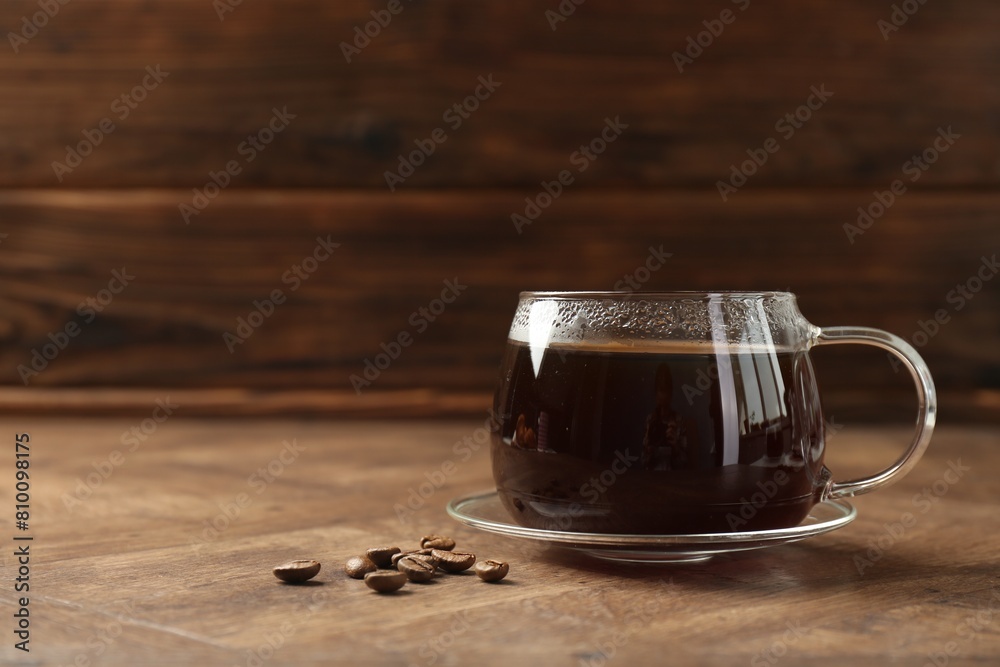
[446,490,856,564]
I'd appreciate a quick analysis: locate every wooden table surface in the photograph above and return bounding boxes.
[1,417,998,666]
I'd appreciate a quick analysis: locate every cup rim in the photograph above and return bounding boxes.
[519,290,795,300]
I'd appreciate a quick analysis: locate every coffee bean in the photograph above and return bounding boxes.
[420,535,456,550]
[364,570,407,593]
[397,555,436,582]
[366,546,401,568]
[344,555,377,579]
[409,553,441,569]
[431,549,476,572]
[391,549,439,567]
[412,550,442,566]
[474,559,509,582]
[272,559,321,583]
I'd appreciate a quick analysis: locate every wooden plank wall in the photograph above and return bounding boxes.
[0,0,997,421]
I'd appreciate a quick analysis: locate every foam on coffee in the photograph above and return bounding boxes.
[507,292,816,352]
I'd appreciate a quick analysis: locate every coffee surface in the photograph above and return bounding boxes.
[491,342,830,534]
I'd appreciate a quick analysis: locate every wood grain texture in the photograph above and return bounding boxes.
[1,0,997,421]
[0,387,493,418]
[0,189,997,420]
[0,0,997,187]
[0,418,996,665]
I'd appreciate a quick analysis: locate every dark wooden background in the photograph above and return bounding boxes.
[0,0,997,421]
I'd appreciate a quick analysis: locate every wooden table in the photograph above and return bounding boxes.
[2,417,998,666]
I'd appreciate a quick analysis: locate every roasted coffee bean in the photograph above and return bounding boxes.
[366,546,401,568]
[411,550,441,566]
[420,535,456,550]
[410,554,441,570]
[431,549,476,572]
[474,559,509,582]
[344,555,377,579]
[391,549,439,567]
[273,559,321,583]
[396,555,436,582]
[407,553,440,569]
[364,570,407,593]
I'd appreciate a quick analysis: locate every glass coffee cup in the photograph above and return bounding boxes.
[491,291,936,535]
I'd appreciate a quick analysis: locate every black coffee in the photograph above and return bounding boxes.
[491,342,830,534]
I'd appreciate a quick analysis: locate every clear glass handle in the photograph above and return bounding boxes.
[813,326,937,499]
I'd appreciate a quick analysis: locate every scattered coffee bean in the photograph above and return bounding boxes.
[474,559,509,582]
[364,570,407,593]
[345,555,377,579]
[409,554,441,569]
[432,549,476,572]
[412,550,441,566]
[397,555,436,582]
[272,559,321,584]
[420,535,456,550]
[366,546,401,568]
[309,534,505,594]
[391,549,439,568]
